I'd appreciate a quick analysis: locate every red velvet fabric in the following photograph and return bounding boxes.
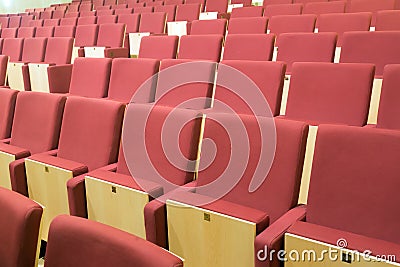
[190,19,227,35]
[0,143,30,159]
[0,88,18,140]
[228,17,268,34]
[269,14,316,45]
[44,19,60,26]
[74,24,98,47]
[54,25,76,37]
[178,35,223,61]
[95,23,125,48]
[45,215,183,267]
[231,6,264,18]
[347,0,396,25]
[77,16,97,25]
[117,13,140,33]
[205,0,228,13]
[2,38,24,61]
[17,27,36,38]
[139,12,167,34]
[303,1,346,16]
[0,28,17,38]
[175,3,201,21]
[154,5,176,22]
[223,34,275,61]
[264,3,303,19]
[44,37,73,64]
[59,17,78,26]
[139,35,179,60]
[35,26,55,38]
[376,10,400,31]
[97,14,118,24]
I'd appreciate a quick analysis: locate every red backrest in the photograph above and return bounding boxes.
[263,0,293,6]
[223,34,275,61]
[303,1,346,20]
[54,25,76,37]
[96,14,118,24]
[178,35,223,61]
[79,3,93,12]
[376,10,400,31]
[77,16,97,25]
[10,92,66,154]
[75,24,99,47]
[205,0,228,13]
[190,19,227,35]
[185,0,206,11]
[154,5,177,22]
[269,14,316,44]
[8,16,21,28]
[2,38,24,61]
[21,38,47,62]
[96,9,115,16]
[45,37,74,64]
[43,18,60,26]
[139,12,167,33]
[115,8,134,15]
[117,13,140,33]
[1,28,17,38]
[52,9,65,19]
[134,6,154,13]
[40,11,53,20]
[139,35,179,60]
[347,0,395,25]
[231,0,252,6]
[175,3,201,21]
[20,15,34,27]
[96,23,125,47]
[64,11,80,18]
[0,16,10,27]
[165,0,184,5]
[57,97,124,171]
[0,88,18,139]
[294,0,327,3]
[285,62,375,126]
[35,26,55,37]
[230,6,264,18]
[227,17,268,34]
[264,3,303,18]
[0,55,7,86]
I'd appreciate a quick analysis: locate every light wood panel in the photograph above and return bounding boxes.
[7,62,25,91]
[0,151,15,189]
[28,63,50,93]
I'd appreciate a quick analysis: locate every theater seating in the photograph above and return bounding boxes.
[375,10,400,31]
[190,19,227,35]
[72,24,99,61]
[230,6,264,18]
[77,16,97,25]
[0,38,23,62]
[0,187,42,267]
[167,114,308,267]
[264,3,303,19]
[154,5,176,22]
[347,0,396,26]
[35,26,55,38]
[138,35,179,60]
[60,18,78,26]
[223,34,275,61]
[54,25,76,37]
[167,3,201,35]
[45,215,183,267]
[263,0,293,5]
[25,96,125,241]
[0,55,8,86]
[17,27,36,38]
[205,0,228,13]
[178,35,223,61]
[303,1,346,19]
[0,88,18,140]
[1,28,17,38]
[227,17,268,34]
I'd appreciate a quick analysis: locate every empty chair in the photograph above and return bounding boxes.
[227,17,268,34]
[190,19,227,35]
[114,8,134,15]
[303,1,346,16]
[277,32,337,73]
[1,92,65,193]
[44,18,60,26]
[1,38,24,62]
[0,88,17,140]
[268,14,316,45]
[186,0,206,11]
[128,1,145,8]
[134,6,154,13]
[178,34,223,61]
[117,13,140,33]
[67,5,80,13]
[317,12,372,46]
[20,15,34,27]
[79,3,93,12]
[106,58,160,103]
[263,0,293,6]
[64,11,80,18]
[231,0,252,5]
[154,5,177,22]
[376,10,400,31]
[215,60,286,116]
[0,187,42,267]
[54,25,76,37]
[28,37,74,93]
[281,124,400,267]
[223,34,275,61]
[175,3,201,21]
[8,15,21,28]
[205,0,228,13]
[0,17,10,28]
[104,0,117,5]
[96,14,118,24]
[45,215,183,266]
[230,6,264,18]
[146,1,164,7]
[77,16,97,25]
[96,9,114,16]
[166,0,183,4]
[7,38,47,91]
[264,3,302,19]
[139,35,179,60]
[0,55,7,86]
[68,58,112,98]
[294,0,327,3]
[73,24,99,60]
[40,11,53,20]
[113,4,128,9]
[167,114,308,267]
[1,28,17,38]
[347,0,396,25]
[52,9,65,19]
[35,26,55,37]
[139,12,167,33]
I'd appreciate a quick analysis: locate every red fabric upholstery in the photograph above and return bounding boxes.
[269,14,316,45]
[20,15,34,27]
[190,19,227,35]
[303,1,346,15]
[205,0,228,13]
[175,3,201,21]
[40,11,53,19]
[231,0,252,6]
[9,16,21,28]
[215,60,285,116]
[284,62,374,126]
[230,6,264,18]
[376,10,400,31]
[2,38,24,61]
[0,88,17,140]
[165,0,183,5]
[228,17,268,34]
[96,23,125,47]
[0,55,8,86]
[44,19,60,26]
[77,16,97,25]
[115,8,134,15]
[21,37,47,63]
[54,25,76,37]
[185,0,206,11]
[68,58,112,98]
[17,27,36,38]
[318,12,371,46]
[96,9,114,16]
[79,3,92,12]
[0,17,10,28]
[139,12,167,33]
[60,17,78,26]
[1,28,17,38]
[154,5,176,22]
[80,11,96,17]
[64,12,80,18]
[107,58,159,103]
[57,96,124,171]
[264,3,303,18]
[75,24,98,47]
[45,37,73,64]
[29,19,44,27]
[294,0,327,3]
[347,0,395,25]
[45,215,183,267]
[340,31,400,77]
[52,10,65,19]
[223,34,275,61]
[134,6,154,13]
[156,59,216,109]
[376,65,400,130]
[197,115,308,223]
[0,187,42,267]
[117,13,140,33]
[97,15,117,24]
[0,142,29,159]
[307,125,400,244]
[35,26,55,37]
[277,32,337,73]
[178,35,223,61]
[139,35,178,60]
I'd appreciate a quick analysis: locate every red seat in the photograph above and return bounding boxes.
[1,38,24,62]
[205,0,228,13]
[376,10,400,31]
[139,12,167,33]
[43,18,60,26]
[8,15,21,28]
[178,34,223,61]
[190,19,227,35]
[35,26,55,37]
[264,3,303,19]
[54,25,76,37]
[228,17,268,34]
[230,6,264,18]
[154,5,177,22]
[139,35,179,60]
[175,3,201,21]
[263,0,293,6]
[114,7,133,15]
[0,28,17,38]
[17,27,36,38]
[347,0,396,26]
[223,34,275,61]
[0,88,18,140]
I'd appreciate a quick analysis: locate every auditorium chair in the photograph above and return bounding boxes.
[54,25,76,37]
[134,6,154,13]
[67,104,202,248]
[67,5,79,13]
[279,124,400,267]
[346,0,396,26]
[8,15,21,28]
[165,0,183,4]
[0,88,17,140]
[264,3,302,19]
[114,7,133,15]
[43,18,60,26]
[52,9,65,19]
[375,10,400,31]
[78,3,92,12]
[167,3,201,35]
[0,17,10,28]
[1,38,23,63]
[230,6,264,18]
[29,19,44,27]
[80,11,96,17]
[178,35,223,61]
[303,1,346,16]
[64,11,80,18]
[77,16,97,25]
[17,27,36,38]
[190,19,227,35]
[231,0,252,6]
[223,34,275,61]
[96,9,114,16]
[45,215,183,267]
[0,55,8,87]
[167,114,308,267]
[25,96,125,241]
[138,35,179,60]
[1,92,65,193]
[227,17,268,34]
[205,0,228,14]
[0,187,43,267]
[154,5,177,21]
[146,1,164,7]
[35,26,55,37]
[20,15,34,27]
[28,37,74,93]
[96,14,118,24]
[72,24,99,61]
[186,0,206,11]
[7,37,47,91]
[39,10,53,19]
[113,3,128,9]
[127,0,145,8]
[0,28,17,38]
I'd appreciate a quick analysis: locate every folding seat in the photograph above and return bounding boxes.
[375,10,400,31]
[0,17,9,28]
[106,58,160,103]
[0,187,42,267]
[55,5,68,11]
[227,17,268,34]
[223,34,275,61]
[96,5,112,11]
[205,0,228,13]
[97,14,118,24]
[64,11,80,18]
[128,2,145,8]
[80,10,97,17]
[268,14,316,45]
[280,125,400,267]
[20,15,34,27]
[167,114,308,267]
[43,18,60,26]
[67,5,80,13]
[96,9,114,16]
[25,96,124,241]
[263,0,293,6]
[347,0,396,26]
[1,92,66,192]
[230,6,264,18]
[72,24,98,61]
[60,17,78,26]
[28,37,74,93]
[52,9,65,19]
[166,0,184,4]
[264,3,302,19]
[113,4,128,9]
[185,0,206,11]
[7,38,47,92]
[68,58,112,98]
[40,11,53,20]
[77,16,97,25]
[190,19,227,35]
[8,15,21,28]
[0,28,17,38]
[0,88,17,140]
[1,38,24,62]
[168,3,201,36]
[215,60,286,116]
[79,2,93,12]
[146,1,165,7]
[68,103,202,246]
[303,1,346,21]
[29,19,43,27]
[54,25,76,37]
[35,26,55,37]
[154,5,177,22]
[118,13,140,33]
[317,12,371,47]
[46,215,183,267]
[276,32,337,74]
[104,0,118,5]
[82,23,128,58]
[17,27,36,38]
[134,6,154,13]
[178,34,223,61]
[138,35,179,60]
[340,31,400,123]
[115,8,133,15]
